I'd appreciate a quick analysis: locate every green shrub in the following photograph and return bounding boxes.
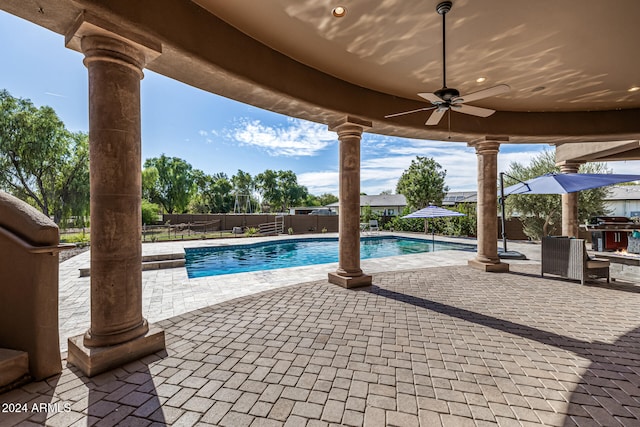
[60,231,90,246]
[142,199,161,225]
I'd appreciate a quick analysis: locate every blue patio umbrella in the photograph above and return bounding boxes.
[503,173,640,195]
[499,172,640,258]
[402,205,465,249]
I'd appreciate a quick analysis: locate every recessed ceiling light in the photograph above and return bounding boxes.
[629,86,640,92]
[332,6,347,17]
[476,77,486,83]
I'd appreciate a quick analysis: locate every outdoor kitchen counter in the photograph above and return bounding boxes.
[591,251,640,283]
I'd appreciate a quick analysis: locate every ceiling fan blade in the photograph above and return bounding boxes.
[385,106,436,118]
[426,108,446,125]
[417,92,442,103]
[455,84,510,103]
[456,103,496,118]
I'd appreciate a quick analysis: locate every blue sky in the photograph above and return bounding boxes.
[2,11,637,196]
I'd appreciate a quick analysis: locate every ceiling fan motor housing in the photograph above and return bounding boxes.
[436,1,452,15]
[434,87,460,101]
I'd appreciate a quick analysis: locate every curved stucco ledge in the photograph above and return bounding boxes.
[0,191,59,247]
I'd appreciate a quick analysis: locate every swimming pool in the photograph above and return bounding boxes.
[185,236,475,278]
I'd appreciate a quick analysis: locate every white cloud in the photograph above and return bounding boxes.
[298,171,339,194]
[302,139,557,195]
[361,140,479,192]
[198,130,208,136]
[228,117,336,157]
[44,92,66,98]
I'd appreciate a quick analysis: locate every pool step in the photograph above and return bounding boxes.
[79,253,185,277]
[142,258,186,271]
[0,348,30,392]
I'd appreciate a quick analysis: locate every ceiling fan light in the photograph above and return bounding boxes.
[332,6,347,17]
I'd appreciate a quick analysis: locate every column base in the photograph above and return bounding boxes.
[67,326,165,377]
[328,272,372,288]
[468,258,510,272]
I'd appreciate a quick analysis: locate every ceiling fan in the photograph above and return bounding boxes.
[385,1,510,126]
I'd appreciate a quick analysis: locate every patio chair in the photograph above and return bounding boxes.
[541,237,609,285]
[369,219,379,234]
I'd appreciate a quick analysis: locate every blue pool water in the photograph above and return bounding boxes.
[185,236,475,278]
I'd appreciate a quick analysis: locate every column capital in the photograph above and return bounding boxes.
[329,116,372,134]
[65,12,162,71]
[556,160,583,174]
[468,136,509,154]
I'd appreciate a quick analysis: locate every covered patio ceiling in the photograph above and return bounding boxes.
[3,0,640,145]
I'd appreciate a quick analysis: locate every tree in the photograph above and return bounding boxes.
[504,150,611,239]
[302,192,338,207]
[231,169,255,213]
[141,199,160,225]
[396,156,449,209]
[396,156,449,233]
[255,170,309,212]
[255,169,279,211]
[211,175,234,213]
[191,170,233,213]
[143,154,195,214]
[277,170,308,212]
[317,193,339,206]
[55,132,90,226]
[0,90,89,224]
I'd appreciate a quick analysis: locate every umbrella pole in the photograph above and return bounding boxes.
[498,173,527,260]
[500,172,508,252]
[432,228,435,251]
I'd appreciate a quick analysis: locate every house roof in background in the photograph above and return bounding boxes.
[326,194,406,207]
[443,191,477,205]
[326,192,482,208]
[605,185,640,201]
[360,194,407,207]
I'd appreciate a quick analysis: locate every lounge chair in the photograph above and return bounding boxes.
[541,236,609,285]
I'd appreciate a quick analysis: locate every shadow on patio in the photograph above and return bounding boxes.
[2,263,640,426]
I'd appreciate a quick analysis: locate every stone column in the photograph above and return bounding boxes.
[558,161,582,237]
[65,14,165,377]
[468,137,509,272]
[328,116,372,288]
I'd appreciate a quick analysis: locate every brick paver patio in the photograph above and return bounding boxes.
[2,263,640,426]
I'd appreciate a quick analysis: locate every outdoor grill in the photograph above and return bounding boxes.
[587,216,635,251]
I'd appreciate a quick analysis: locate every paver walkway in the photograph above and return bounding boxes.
[2,262,640,426]
[57,233,534,352]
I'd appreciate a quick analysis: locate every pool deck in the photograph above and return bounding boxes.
[56,233,539,354]
[4,233,640,426]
